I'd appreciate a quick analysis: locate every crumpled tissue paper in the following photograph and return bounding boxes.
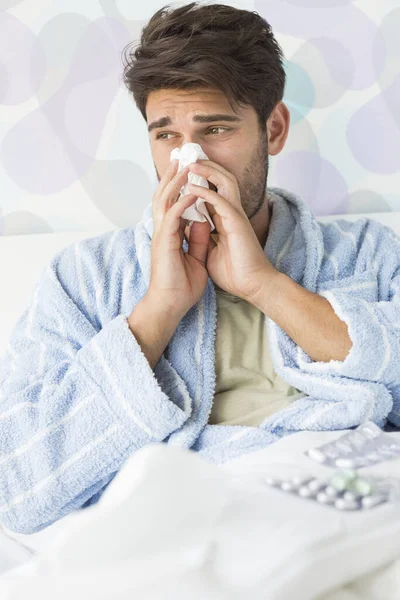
[170,142,216,231]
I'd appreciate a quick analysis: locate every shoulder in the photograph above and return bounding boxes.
[319,215,400,244]
[319,216,400,274]
[50,227,138,279]
[44,227,141,326]
[317,217,400,298]
[57,227,136,261]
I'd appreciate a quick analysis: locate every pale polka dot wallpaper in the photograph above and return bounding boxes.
[1,0,399,236]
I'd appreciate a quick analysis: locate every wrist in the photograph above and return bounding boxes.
[248,268,283,314]
[128,296,182,370]
[129,295,183,333]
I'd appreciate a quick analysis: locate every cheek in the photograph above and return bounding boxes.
[150,143,172,174]
[213,152,243,184]
[205,151,241,180]
[155,158,173,181]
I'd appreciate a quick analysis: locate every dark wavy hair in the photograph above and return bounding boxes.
[122,2,286,132]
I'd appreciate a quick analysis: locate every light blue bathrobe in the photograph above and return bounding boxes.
[0,187,400,534]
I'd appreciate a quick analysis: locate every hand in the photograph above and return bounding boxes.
[146,159,212,321]
[186,159,279,303]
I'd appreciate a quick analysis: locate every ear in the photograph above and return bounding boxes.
[266,101,290,157]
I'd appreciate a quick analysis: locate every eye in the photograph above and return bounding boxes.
[207,127,231,135]
[156,132,174,140]
[155,127,232,140]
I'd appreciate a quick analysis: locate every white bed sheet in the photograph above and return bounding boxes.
[0,431,399,599]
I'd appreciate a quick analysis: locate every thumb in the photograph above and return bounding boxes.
[187,221,211,265]
[208,235,217,256]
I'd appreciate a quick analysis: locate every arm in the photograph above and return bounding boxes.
[250,271,353,363]
[245,219,400,428]
[250,229,400,388]
[0,237,190,534]
[128,297,180,370]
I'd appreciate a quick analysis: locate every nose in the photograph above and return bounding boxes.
[179,133,205,148]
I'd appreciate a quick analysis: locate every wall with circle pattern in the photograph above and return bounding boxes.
[1,0,399,235]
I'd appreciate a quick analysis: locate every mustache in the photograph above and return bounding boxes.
[155,168,218,193]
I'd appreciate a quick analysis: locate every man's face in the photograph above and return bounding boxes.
[146,87,269,220]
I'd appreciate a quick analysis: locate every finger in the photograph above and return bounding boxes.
[187,221,211,265]
[204,201,217,219]
[162,165,191,212]
[187,183,243,220]
[188,162,241,210]
[207,235,217,257]
[155,159,179,199]
[153,165,191,231]
[191,159,236,182]
[152,160,179,230]
[165,194,198,235]
[188,160,236,187]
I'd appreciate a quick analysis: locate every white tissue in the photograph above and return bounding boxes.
[170,143,215,231]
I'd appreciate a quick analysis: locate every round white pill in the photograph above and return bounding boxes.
[325,485,339,498]
[265,476,280,486]
[281,481,296,492]
[362,494,387,509]
[299,486,314,498]
[343,491,358,502]
[308,479,326,493]
[353,479,374,496]
[335,498,360,510]
[292,476,312,486]
[316,492,336,504]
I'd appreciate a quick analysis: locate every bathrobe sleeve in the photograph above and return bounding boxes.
[294,219,400,419]
[0,230,191,534]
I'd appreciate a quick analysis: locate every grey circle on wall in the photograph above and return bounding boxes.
[0,212,53,236]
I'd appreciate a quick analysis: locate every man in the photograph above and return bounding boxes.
[0,2,399,535]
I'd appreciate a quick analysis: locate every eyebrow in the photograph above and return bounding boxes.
[147,114,243,133]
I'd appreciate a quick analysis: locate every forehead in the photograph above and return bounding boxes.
[146,88,246,121]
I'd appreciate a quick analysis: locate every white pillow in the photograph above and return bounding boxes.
[0,212,400,361]
[0,230,112,361]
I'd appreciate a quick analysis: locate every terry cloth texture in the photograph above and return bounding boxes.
[0,187,399,533]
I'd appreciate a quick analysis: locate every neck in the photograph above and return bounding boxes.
[249,195,271,249]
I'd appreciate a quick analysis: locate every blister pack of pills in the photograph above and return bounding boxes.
[304,421,400,469]
[264,468,400,511]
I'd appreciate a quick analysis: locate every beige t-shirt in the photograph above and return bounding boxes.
[208,283,305,427]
